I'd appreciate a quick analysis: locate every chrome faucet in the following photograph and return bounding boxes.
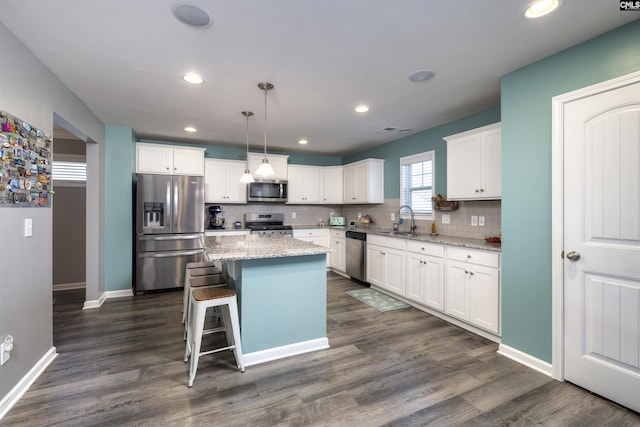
[396,205,416,233]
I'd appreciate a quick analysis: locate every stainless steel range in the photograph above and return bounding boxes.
[245,213,293,237]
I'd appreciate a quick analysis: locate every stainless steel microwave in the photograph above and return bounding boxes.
[247,179,288,202]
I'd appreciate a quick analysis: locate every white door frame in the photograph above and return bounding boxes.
[551,69,640,381]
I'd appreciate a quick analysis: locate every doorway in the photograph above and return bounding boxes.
[552,70,640,412]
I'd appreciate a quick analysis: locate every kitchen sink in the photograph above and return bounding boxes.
[387,231,417,237]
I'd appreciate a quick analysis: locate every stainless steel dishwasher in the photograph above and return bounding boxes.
[345,230,367,282]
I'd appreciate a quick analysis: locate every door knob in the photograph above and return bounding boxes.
[566,251,581,261]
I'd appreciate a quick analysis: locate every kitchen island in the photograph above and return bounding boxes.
[204,235,330,366]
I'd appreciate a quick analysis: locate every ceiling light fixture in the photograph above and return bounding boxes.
[184,126,197,132]
[255,82,276,177]
[408,69,434,82]
[298,139,308,145]
[240,111,255,184]
[172,2,213,28]
[182,73,204,84]
[355,105,369,113]
[525,0,560,18]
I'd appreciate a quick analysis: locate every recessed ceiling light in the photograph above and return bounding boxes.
[408,69,434,82]
[184,126,197,133]
[355,105,369,113]
[525,0,560,18]
[172,2,213,28]
[298,139,308,145]
[182,73,204,84]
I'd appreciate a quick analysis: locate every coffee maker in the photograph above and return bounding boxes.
[208,205,225,229]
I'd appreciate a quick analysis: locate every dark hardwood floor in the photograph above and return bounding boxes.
[5,273,640,426]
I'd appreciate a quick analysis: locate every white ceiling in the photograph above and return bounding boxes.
[1,1,637,155]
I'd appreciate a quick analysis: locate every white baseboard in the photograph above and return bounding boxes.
[0,347,57,420]
[497,344,553,377]
[243,338,329,367]
[82,288,134,310]
[53,282,86,291]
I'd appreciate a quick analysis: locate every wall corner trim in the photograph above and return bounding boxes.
[0,347,57,420]
[497,344,554,378]
[242,338,329,367]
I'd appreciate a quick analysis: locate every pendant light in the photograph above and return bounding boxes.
[239,111,255,183]
[254,82,276,177]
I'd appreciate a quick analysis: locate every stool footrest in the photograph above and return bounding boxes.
[199,345,235,357]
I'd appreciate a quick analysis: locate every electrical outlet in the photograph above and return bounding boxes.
[357,212,362,218]
[291,212,296,219]
[1,335,14,365]
[471,216,478,226]
[329,212,334,217]
[479,216,485,227]
[441,214,450,224]
[391,212,395,221]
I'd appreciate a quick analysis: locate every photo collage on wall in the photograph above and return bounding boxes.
[0,109,53,207]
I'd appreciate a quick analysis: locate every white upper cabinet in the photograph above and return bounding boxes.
[342,159,384,204]
[204,158,247,203]
[445,123,501,200]
[136,143,205,176]
[247,152,289,180]
[287,165,322,204]
[322,166,343,204]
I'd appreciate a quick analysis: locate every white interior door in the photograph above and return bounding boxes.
[563,76,640,413]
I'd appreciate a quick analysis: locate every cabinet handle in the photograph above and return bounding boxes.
[475,189,480,193]
[166,167,170,170]
[465,270,469,274]
[469,271,475,276]
[480,188,485,192]
[467,254,472,259]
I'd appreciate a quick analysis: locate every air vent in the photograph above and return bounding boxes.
[376,126,398,134]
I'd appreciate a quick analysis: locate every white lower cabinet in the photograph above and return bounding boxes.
[444,246,500,334]
[329,229,346,272]
[366,235,405,295]
[293,229,330,265]
[405,242,445,311]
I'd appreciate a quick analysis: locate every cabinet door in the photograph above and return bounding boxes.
[423,255,445,311]
[204,159,227,202]
[481,129,501,199]
[343,164,357,203]
[322,166,343,204]
[353,162,369,203]
[224,161,248,203]
[173,147,204,176]
[287,165,322,204]
[366,245,384,286]
[406,254,425,302]
[303,167,322,203]
[447,135,482,199]
[445,260,469,320]
[381,247,405,295]
[137,144,173,174]
[468,265,500,334]
[287,166,305,202]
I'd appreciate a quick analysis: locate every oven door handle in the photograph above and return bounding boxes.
[137,249,203,258]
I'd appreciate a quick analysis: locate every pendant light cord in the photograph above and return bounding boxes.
[263,85,268,160]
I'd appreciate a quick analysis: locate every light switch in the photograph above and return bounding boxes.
[291,212,296,219]
[479,216,485,227]
[471,216,478,226]
[441,214,450,224]
[24,218,33,237]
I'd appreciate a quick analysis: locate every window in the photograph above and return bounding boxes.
[400,151,434,220]
[52,160,86,186]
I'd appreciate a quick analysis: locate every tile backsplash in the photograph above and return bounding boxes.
[208,199,501,240]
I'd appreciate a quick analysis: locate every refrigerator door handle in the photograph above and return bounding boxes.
[137,233,203,241]
[138,249,203,258]
[165,179,172,231]
[173,178,179,230]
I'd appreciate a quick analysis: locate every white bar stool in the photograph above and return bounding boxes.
[184,286,245,387]
[182,262,223,324]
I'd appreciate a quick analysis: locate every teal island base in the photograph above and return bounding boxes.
[224,253,329,366]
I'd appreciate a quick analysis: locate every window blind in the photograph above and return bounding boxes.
[400,151,434,217]
[52,161,87,182]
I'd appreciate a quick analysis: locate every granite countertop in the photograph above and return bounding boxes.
[204,235,331,261]
[362,227,501,252]
[290,224,501,252]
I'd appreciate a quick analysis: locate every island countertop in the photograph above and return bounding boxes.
[204,235,331,261]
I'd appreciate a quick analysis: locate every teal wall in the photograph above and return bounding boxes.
[501,19,640,362]
[105,125,135,291]
[342,107,501,199]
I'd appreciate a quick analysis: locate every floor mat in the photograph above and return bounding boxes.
[346,288,410,312]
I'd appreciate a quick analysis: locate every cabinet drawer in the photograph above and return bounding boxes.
[293,229,328,238]
[406,241,444,258]
[330,229,346,238]
[367,234,406,250]
[447,246,500,268]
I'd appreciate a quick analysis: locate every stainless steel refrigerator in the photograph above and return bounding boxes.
[135,174,204,292]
